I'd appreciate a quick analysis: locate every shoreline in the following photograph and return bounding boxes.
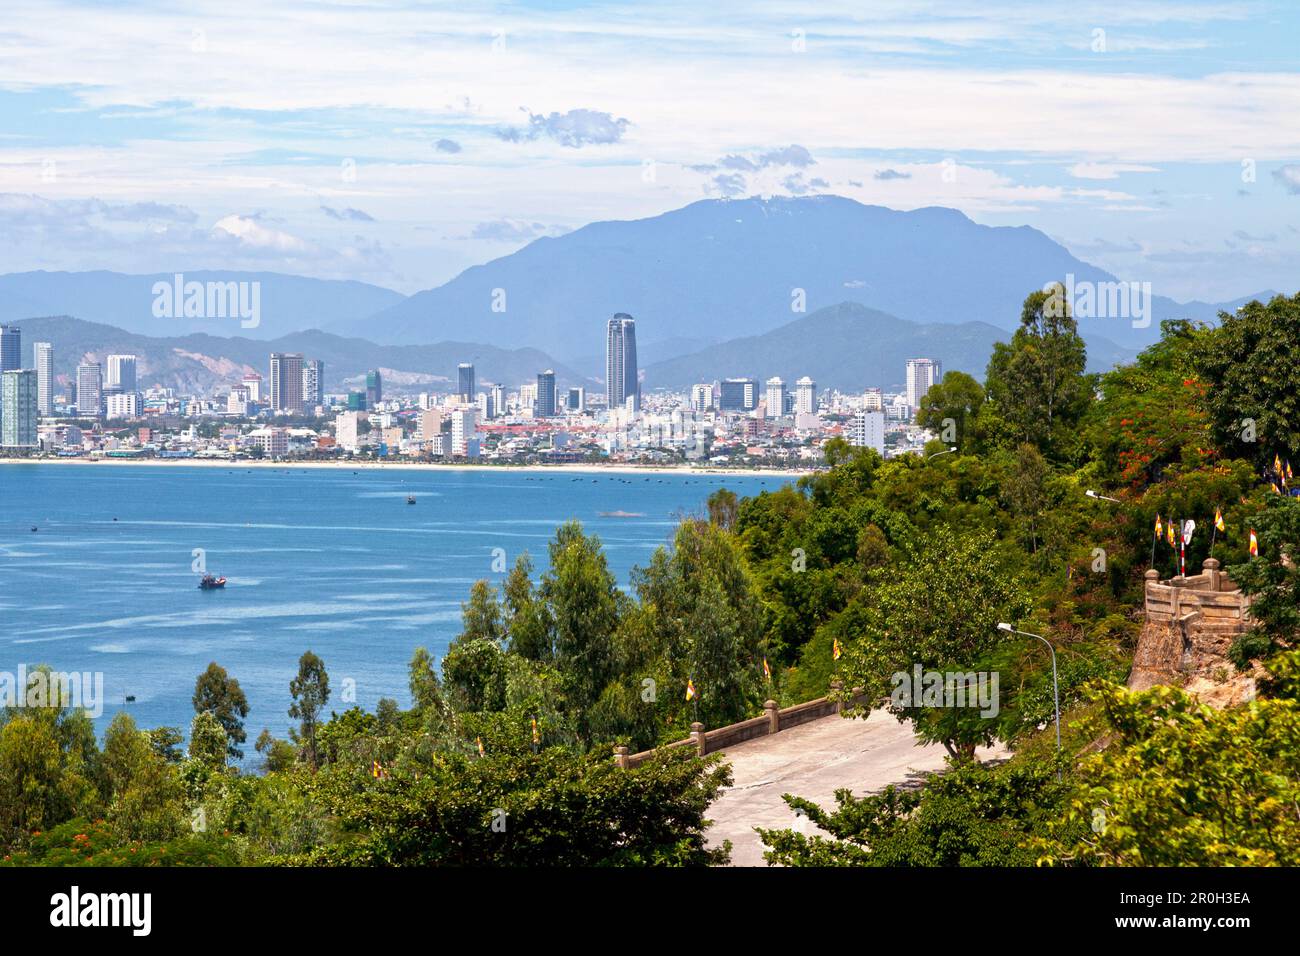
[0,457,815,479]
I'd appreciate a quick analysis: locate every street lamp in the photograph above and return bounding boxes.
[1085,489,1121,503]
[927,446,958,460]
[997,622,1061,778]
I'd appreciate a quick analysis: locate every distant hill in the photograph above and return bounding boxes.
[0,271,404,341]
[337,195,1266,360]
[643,302,1136,391]
[9,316,594,398]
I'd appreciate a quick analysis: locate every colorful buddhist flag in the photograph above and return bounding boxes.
[1167,521,1176,546]
[685,678,697,701]
[833,638,842,660]
[1215,509,1226,532]
[1154,514,1163,537]
[1272,482,1281,495]
[1274,454,1282,474]
[531,717,540,746]
[762,658,771,681]
[371,760,386,779]
[476,736,485,757]
[1249,529,1259,557]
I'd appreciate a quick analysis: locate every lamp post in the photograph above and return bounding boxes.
[997,623,1061,778]
[927,445,957,460]
[1085,489,1121,503]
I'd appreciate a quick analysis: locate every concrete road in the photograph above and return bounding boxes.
[705,709,1006,866]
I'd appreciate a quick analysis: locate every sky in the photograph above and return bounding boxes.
[0,0,1297,301]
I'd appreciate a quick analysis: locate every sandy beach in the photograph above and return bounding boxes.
[0,456,815,479]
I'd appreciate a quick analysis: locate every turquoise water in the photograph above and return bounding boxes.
[0,464,785,750]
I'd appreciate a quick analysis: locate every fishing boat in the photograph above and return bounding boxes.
[407,494,417,505]
[198,575,227,590]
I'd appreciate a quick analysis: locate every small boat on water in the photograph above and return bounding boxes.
[598,510,645,518]
[406,495,417,505]
[198,575,227,590]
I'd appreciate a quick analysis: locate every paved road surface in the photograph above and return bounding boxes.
[705,709,1006,866]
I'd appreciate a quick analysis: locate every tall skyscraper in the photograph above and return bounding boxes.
[76,362,103,418]
[535,369,557,418]
[458,363,475,402]
[566,386,585,413]
[366,369,383,408]
[106,354,138,393]
[764,377,786,419]
[905,358,941,412]
[0,369,38,447]
[302,359,324,407]
[33,342,53,416]
[795,376,817,415]
[690,383,714,412]
[269,352,305,414]
[490,383,505,419]
[0,325,19,372]
[605,313,639,414]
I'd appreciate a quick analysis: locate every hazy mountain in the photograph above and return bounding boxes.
[643,302,1136,391]
[10,316,594,399]
[338,195,1265,359]
[0,271,404,340]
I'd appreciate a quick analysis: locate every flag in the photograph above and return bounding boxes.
[371,760,386,779]
[1249,529,1258,557]
[476,736,485,757]
[685,678,697,701]
[833,638,842,660]
[1274,454,1282,474]
[1289,461,1294,481]
[1215,509,1225,532]
[1154,514,1163,537]
[762,658,771,681]
[531,717,540,746]
[1167,522,1176,546]
[1272,482,1281,495]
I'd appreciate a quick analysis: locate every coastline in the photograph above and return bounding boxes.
[0,456,815,479]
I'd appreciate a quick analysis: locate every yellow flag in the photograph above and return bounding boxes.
[1215,509,1225,532]
[762,658,771,680]
[531,717,540,745]
[476,736,485,757]
[685,678,697,701]
[1274,454,1282,474]
[1249,529,1259,557]
[1167,522,1176,546]
[1154,514,1162,536]
[833,638,842,660]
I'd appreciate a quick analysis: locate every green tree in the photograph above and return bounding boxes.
[289,651,330,769]
[192,662,250,759]
[917,371,985,453]
[985,285,1092,457]
[187,711,228,769]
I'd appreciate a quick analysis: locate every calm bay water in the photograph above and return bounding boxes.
[0,464,784,748]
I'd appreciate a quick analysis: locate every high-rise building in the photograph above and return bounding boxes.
[862,388,883,412]
[33,342,53,416]
[366,369,383,408]
[228,384,252,415]
[605,313,639,414]
[490,384,505,418]
[458,363,475,403]
[566,386,585,413]
[270,353,305,414]
[0,325,20,372]
[536,369,557,418]
[105,392,142,420]
[242,373,263,403]
[302,359,324,407]
[848,410,886,456]
[106,354,138,393]
[905,358,941,413]
[795,376,817,415]
[719,377,758,412]
[690,383,713,412]
[335,411,362,452]
[0,369,38,447]
[449,407,478,457]
[764,377,786,419]
[76,363,103,418]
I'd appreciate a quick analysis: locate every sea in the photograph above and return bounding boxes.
[0,464,787,751]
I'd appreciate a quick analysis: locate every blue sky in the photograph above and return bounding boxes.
[0,0,1297,300]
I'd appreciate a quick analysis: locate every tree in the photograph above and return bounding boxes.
[706,488,739,530]
[187,711,228,768]
[289,651,330,769]
[1225,495,1300,669]
[407,646,443,712]
[917,371,985,453]
[192,662,250,759]
[832,525,1032,761]
[1193,292,1300,467]
[984,285,1092,457]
